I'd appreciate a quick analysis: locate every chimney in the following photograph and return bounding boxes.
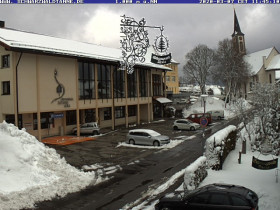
[0,21,5,28]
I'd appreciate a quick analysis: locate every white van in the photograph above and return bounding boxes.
[207,110,224,120]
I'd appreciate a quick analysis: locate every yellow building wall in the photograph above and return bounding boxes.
[165,62,179,94]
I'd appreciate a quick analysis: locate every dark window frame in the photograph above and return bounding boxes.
[128,105,137,117]
[127,71,137,98]
[2,54,10,68]
[98,64,111,99]
[113,68,125,98]
[115,106,125,119]
[66,110,77,126]
[139,69,148,97]
[78,61,95,100]
[2,81,10,95]
[104,107,112,120]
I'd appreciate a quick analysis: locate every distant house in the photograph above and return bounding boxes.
[165,60,180,94]
[232,10,280,99]
[244,47,280,97]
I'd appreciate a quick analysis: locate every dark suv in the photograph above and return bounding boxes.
[155,183,259,210]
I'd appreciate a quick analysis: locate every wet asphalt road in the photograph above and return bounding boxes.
[36,117,238,210]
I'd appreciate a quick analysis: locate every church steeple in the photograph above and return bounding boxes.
[232,9,246,55]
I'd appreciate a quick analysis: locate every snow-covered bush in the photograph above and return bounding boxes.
[204,125,237,170]
[249,83,280,155]
[183,156,207,192]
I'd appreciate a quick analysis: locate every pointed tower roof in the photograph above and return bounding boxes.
[232,9,244,37]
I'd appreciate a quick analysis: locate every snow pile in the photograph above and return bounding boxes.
[183,156,207,191]
[0,122,97,210]
[204,125,237,169]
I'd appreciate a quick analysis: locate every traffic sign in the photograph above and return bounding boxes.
[200,116,208,127]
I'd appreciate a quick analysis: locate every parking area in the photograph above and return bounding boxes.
[47,118,200,169]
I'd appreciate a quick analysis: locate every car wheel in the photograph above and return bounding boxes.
[93,130,99,136]
[129,139,135,145]
[153,141,160,147]
[173,126,178,130]
[190,126,195,131]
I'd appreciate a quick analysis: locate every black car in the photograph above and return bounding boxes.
[155,183,259,210]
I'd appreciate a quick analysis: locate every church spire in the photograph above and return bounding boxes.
[232,9,246,55]
[232,9,244,37]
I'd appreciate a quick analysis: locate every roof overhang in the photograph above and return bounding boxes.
[154,97,173,104]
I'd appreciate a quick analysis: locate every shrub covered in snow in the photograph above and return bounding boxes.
[183,156,207,192]
[204,125,237,170]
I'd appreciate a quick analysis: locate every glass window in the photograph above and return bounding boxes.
[189,193,209,204]
[115,106,125,119]
[98,64,111,99]
[104,107,112,120]
[78,61,95,99]
[208,193,231,205]
[33,112,54,130]
[128,105,137,117]
[2,81,10,95]
[127,71,137,97]
[139,69,148,97]
[114,68,125,98]
[152,74,161,96]
[231,195,249,206]
[166,76,170,82]
[84,109,96,123]
[172,76,176,82]
[2,55,10,68]
[66,110,76,126]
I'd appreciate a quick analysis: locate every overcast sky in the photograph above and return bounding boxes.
[0,4,279,75]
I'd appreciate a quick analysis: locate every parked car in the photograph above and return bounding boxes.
[207,110,224,120]
[187,113,212,125]
[72,122,100,135]
[173,119,200,131]
[126,129,170,146]
[155,183,259,210]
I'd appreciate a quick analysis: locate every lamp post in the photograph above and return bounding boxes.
[201,94,208,116]
[200,94,208,138]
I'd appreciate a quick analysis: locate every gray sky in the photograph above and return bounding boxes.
[0,4,279,75]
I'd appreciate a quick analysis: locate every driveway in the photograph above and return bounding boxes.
[37,117,236,209]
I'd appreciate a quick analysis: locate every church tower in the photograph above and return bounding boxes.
[232,9,246,55]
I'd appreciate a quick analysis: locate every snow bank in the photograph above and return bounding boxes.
[0,122,97,210]
[183,156,207,191]
[204,125,237,169]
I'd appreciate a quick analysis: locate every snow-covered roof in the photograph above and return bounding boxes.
[267,54,280,70]
[244,47,273,74]
[0,27,171,71]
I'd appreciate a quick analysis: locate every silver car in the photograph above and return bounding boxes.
[72,122,100,135]
[126,129,170,146]
[173,119,200,131]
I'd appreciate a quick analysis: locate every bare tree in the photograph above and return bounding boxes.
[183,44,215,94]
[213,39,251,104]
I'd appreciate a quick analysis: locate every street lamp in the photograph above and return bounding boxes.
[200,94,208,138]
